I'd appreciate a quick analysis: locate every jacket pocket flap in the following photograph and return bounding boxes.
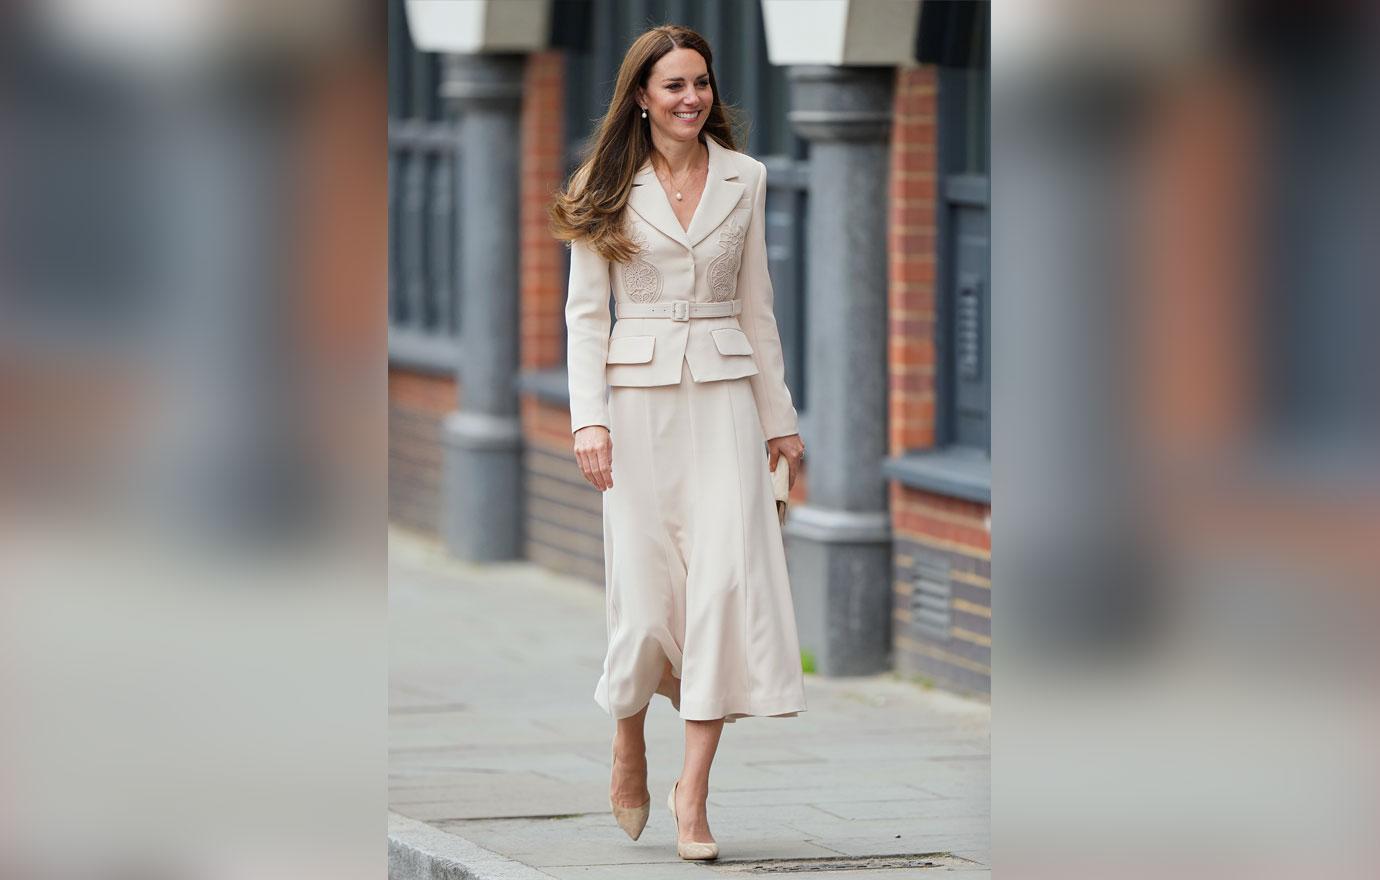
[710,327,754,356]
[606,334,655,364]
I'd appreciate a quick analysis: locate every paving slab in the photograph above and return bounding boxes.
[388,528,990,878]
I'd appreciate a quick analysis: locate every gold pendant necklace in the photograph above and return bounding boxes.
[658,153,700,201]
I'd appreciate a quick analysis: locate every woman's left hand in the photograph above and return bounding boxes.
[767,434,805,490]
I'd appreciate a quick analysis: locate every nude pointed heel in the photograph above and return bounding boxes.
[667,779,719,861]
[610,746,650,840]
[610,794,650,840]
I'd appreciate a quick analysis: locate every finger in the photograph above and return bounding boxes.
[598,446,614,491]
[788,453,799,490]
[576,449,595,488]
[768,446,780,472]
[583,448,600,491]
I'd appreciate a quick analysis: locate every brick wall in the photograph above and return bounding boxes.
[518,51,608,582]
[523,396,606,584]
[388,369,456,535]
[887,65,991,696]
[889,66,939,454]
[520,51,568,374]
[891,489,991,694]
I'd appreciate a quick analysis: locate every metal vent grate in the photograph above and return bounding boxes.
[711,852,978,873]
[956,276,984,381]
[911,552,953,641]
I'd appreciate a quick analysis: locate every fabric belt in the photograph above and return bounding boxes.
[614,299,742,322]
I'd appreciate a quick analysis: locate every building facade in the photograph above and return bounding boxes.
[387,0,991,695]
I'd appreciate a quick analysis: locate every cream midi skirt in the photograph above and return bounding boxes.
[593,359,808,723]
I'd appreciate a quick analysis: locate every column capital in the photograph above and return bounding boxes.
[440,54,526,110]
[787,65,895,142]
[406,0,551,55]
[763,0,921,67]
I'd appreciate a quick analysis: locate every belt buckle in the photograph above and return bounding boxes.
[671,300,689,322]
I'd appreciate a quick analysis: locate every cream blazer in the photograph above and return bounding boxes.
[565,136,800,442]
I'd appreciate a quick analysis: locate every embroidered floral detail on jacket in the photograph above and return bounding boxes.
[707,221,746,302]
[621,227,663,303]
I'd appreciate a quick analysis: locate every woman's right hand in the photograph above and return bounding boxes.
[573,425,614,491]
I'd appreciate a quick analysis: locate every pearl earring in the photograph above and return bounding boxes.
[641,107,647,118]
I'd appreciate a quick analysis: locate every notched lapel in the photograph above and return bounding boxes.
[686,138,745,248]
[627,165,689,249]
[625,137,747,252]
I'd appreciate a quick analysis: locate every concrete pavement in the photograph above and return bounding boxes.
[388,527,990,878]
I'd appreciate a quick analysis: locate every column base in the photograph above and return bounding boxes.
[783,505,893,676]
[440,410,523,561]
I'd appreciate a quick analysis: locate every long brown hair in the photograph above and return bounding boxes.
[549,25,739,263]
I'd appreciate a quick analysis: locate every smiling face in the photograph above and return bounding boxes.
[637,47,713,145]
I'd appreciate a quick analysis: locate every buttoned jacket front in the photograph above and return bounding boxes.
[565,136,799,442]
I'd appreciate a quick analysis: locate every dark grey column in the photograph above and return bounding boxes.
[784,66,895,675]
[438,54,525,561]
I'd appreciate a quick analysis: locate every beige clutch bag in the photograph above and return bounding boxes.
[770,455,790,525]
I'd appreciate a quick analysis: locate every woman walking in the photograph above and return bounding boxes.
[550,25,807,861]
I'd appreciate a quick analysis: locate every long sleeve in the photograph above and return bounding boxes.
[565,236,613,434]
[736,161,800,441]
